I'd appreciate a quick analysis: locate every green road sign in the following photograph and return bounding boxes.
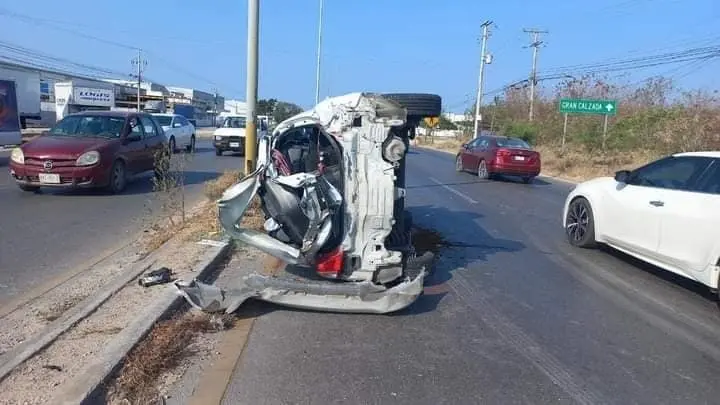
[559,98,617,116]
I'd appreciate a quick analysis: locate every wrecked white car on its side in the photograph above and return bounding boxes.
[177,92,441,314]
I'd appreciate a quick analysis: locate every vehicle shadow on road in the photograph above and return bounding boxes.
[601,245,718,301]
[491,174,552,186]
[394,204,526,316]
[35,171,222,197]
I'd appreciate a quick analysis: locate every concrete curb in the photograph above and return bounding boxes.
[58,240,232,405]
[0,249,162,383]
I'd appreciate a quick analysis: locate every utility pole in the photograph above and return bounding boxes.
[131,49,147,111]
[314,0,324,105]
[473,21,492,137]
[523,28,548,122]
[245,0,259,174]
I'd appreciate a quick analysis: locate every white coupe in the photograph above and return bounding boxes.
[563,152,720,298]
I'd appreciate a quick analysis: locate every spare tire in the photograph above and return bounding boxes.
[382,93,442,118]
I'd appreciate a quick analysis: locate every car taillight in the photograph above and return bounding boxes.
[494,148,511,163]
[316,247,344,278]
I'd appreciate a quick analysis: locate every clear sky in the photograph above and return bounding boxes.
[1,0,718,112]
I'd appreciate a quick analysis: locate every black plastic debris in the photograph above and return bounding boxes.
[139,267,173,287]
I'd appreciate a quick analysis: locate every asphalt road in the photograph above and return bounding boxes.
[0,140,243,305]
[222,147,720,405]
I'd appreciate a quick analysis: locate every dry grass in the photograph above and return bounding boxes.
[414,136,466,154]
[106,311,234,405]
[144,170,265,251]
[535,145,660,182]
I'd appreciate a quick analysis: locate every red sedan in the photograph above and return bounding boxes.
[455,134,541,183]
[8,111,168,193]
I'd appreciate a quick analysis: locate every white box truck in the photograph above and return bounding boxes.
[0,79,22,147]
[0,64,42,129]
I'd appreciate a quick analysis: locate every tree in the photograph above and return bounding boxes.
[257,98,277,116]
[273,101,304,123]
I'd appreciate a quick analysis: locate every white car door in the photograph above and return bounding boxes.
[601,183,661,257]
[655,157,718,277]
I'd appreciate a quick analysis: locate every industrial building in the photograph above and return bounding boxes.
[0,61,228,128]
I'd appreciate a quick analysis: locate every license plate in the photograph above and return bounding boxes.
[38,173,60,184]
[229,142,240,148]
[513,156,526,161]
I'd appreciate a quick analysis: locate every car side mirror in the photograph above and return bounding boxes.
[124,134,142,144]
[614,170,631,183]
[461,143,469,149]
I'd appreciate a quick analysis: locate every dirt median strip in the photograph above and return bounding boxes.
[57,241,232,405]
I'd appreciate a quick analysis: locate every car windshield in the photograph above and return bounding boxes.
[49,115,125,138]
[154,116,172,126]
[223,117,247,128]
[496,137,531,149]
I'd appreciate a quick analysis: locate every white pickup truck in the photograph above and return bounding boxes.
[212,114,269,156]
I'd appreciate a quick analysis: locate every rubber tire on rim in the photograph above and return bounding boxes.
[477,160,489,179]
[522,176,534,184]
[455,155,464,172]
[565,197,597,248]
[108,160,127,194]
[215,148,222,156]
[381,93,442,118]
[18,184,39,192]
[185,135,195,153]
[169,137,176,154]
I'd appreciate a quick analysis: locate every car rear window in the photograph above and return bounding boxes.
[496,138,531,149]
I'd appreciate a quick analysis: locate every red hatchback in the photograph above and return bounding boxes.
[8,111,168,193]
[456,134,541,183]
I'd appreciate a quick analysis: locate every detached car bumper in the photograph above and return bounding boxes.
[175,268,426,315]
[214,136,246,152]
[9,162,108,188]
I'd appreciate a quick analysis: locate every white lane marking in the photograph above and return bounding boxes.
[429,177,478,204]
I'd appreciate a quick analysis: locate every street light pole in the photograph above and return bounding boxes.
[245,0,259,174]
[314,0,324,105]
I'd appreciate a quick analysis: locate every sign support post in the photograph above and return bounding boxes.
[561,113,568,153]
[602,115,609,151]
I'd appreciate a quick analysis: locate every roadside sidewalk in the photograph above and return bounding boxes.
[0,170,259,405]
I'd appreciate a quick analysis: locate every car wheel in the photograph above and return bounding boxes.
[18,184,40,192]
[380,93,442,118]
[565,197,597,248]
[168,137,176,154]
[455,155,463,172]
[107,160,127,194]
[522,176,534,184]
[477,160,489,180]
[215,148,222,156]
[186,135,195,153]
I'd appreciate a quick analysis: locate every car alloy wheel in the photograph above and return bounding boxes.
[477,160,489,179]
[169,137,176,154]
[186,136,195,153]
[565,198,596,248]
[455,155,463,172]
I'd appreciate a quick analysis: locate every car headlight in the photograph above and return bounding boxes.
[76,151,100,166]
[10,148,24,164]
[215,135,221,140]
